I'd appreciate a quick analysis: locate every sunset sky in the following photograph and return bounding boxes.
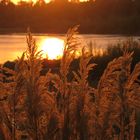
[11,0,88,4]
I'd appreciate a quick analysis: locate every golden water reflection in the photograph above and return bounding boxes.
[0,35,106,63]
[38,37,106,60]
[39,37,64,60]
[0,34,128,63]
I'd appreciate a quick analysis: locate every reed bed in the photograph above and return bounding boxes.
[0,26,140,140]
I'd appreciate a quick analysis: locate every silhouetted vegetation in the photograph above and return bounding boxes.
[0,26,140,140]
[1,0,140,34]
[3,38,140,87]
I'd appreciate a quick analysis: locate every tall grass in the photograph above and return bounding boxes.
[0,26,140,140]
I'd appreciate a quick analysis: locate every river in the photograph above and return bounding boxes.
[0,34,139,63]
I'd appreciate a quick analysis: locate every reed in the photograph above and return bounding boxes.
[0,26,140,140]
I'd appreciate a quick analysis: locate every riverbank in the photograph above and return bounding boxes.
[1,27,140,36]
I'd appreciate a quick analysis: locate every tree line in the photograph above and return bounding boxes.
[0,0,140,34]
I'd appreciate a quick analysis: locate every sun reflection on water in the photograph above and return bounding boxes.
[39,37,65,60]
[38,37,106,60]
[0,35,109,64]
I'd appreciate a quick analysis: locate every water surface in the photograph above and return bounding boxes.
[0,34,139,63]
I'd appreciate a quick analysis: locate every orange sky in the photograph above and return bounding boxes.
[11,0,88,4]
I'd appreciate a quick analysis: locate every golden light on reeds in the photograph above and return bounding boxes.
[40,38,64,60]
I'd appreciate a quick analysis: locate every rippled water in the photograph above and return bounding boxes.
[0,34,139,63]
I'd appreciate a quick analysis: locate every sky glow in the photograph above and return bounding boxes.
[11,0,88,4]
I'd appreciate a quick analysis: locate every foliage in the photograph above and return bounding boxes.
[0,26,140,140]
[1,0,140,34]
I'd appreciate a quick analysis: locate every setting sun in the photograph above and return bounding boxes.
[40,38,64,60]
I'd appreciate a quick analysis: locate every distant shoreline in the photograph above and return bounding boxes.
[0,28,140,37]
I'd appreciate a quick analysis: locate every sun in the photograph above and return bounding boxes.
[40,38,64,60]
